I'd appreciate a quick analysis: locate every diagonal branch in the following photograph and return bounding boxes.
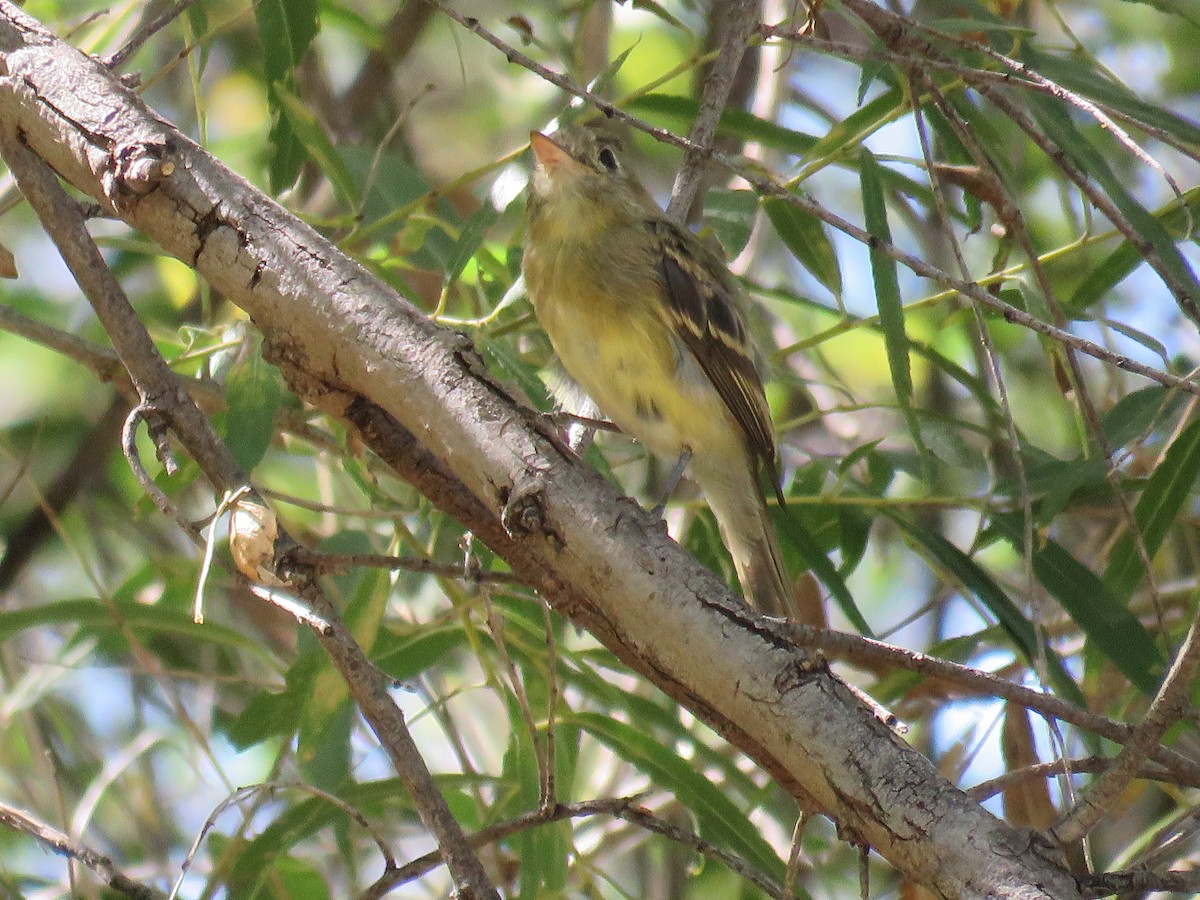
[665,0,760,222]
[0,800,157,899]
[0,3,1083,893]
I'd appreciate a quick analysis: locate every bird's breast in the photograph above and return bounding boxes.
[524,238,742,462]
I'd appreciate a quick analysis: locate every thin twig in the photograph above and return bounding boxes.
[1051,588,1200,845]
[966,755,1191,802]
[291,546,526,585]
[0,301,124,378]
[103,0,203,70]
[783,622,1200,785]
[1079,867,1200,898]
[361,794,791,899]
[0,800,158,899]
[839,0,1200,327]
[170,781,394,900]
[482,586,550,807]
[763,26,1200,173]
[665,0,760,222]
[121,404,195,531]
[541,599,559,811]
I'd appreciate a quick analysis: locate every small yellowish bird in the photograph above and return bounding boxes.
[523,125,797,619]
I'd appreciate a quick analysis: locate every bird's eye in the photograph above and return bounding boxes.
[597,147,620,172]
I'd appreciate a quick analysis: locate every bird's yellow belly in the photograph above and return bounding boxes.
[532,271,740,463]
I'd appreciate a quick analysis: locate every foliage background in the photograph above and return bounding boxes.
[2,0,1200,896]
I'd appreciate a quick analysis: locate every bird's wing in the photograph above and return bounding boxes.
[651,219,781,492]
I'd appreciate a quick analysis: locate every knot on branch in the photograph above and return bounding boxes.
[102,138,175,208]
[500,477,549,538]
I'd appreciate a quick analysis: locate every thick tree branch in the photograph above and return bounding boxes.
[0,4,1081,895]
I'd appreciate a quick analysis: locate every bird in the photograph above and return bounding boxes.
[522,124,797,619]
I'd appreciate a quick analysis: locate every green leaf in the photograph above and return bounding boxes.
[704,189,758,259]
[1118,0,1200,25]
[0,598,258,654]
[1070,189,1200,311]
[1031,97,1200,309]
[560,655,766,806]
[860,148,928,469]
[629,94,818,157]
[991,515,1163,692]
[573,712,782,878]
[806,87,905,165]
[892,515,1085,705]
[264,90,306,194]
[444,202,500,289]
[255,0,319,79]
[1100,386,1179,449]
[1029,535,1163,693]
[372,626,466,682]
[776,508,873,636]
[227,653,321,750]
[762,195,842,296]
[1025,50,1200,146]
[273,82,359,209]
[1105,418,1200,598]
[255,0,319,193]
[223,351,283,473]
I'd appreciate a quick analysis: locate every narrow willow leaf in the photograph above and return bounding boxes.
[992,518,1163,693]
[224,352,283,473]
[776,508,873,636]
[893,515,1085,705]
[1025,49,1200,146]
[762,196,842,296]
[254,0,318,77]
[1031,97,1200,309]
[255,0,319,192]
[1070,189,1200,311]
[807,87,905,166]
[629,93,818,157]
[1105,418,1200,598]
[274,83,359,209]
[859,148,928,467]
[574,712,782,878]
[444,202,500,288]
[704,188,758,259]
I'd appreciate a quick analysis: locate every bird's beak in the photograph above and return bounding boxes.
[530,131,579,174]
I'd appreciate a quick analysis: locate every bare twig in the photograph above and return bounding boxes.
[0,800,158,899]
[121,403,194,530]
[665,0,760,222]
[784,623,1200,785]
[171,781,395,900]
[362,794,790,899]
[1079,868,1200,898]
[291,546,526,585]
[0,394,128,593]
[1051,590,1200,845]
[0,301,123,378]
[838,0,1200,327]
[966,756,1192,802]
[103,0,203,70]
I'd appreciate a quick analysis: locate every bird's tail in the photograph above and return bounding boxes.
[693,455,797,619]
